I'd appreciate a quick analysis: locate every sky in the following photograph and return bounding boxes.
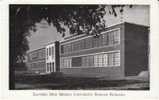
[27,5,149,52]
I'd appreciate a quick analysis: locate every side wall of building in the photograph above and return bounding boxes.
[60,24,125,79]
[124,23,149,76]
[27,48,46,74]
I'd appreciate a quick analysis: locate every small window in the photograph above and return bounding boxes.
[49,47,51,56]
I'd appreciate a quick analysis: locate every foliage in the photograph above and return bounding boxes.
[9,5,131,89]
[11,5,129,36]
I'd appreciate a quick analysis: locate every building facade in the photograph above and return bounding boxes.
[59,22,149,79]
[45,43,55,73]
[27,41,60,74]
[27,22,149,79]
[27,48,46,74]
[45,41,60,73]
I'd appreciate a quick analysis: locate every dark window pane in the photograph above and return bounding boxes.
[72,57,82,67]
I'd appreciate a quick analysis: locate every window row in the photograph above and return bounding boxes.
[61,29,120,54]
[46,46,55,59]
[29,61,45,71]
[60,51,120,68]
[29,49,45,61]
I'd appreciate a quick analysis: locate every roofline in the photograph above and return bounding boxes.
[62,21,125,41]
[44,40,61,46]
[27,47,45,54]
[124,22,149,28]
[44,41,55,46]
[60,21,149,43]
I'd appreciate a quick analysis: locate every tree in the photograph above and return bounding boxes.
[9,5,131,89]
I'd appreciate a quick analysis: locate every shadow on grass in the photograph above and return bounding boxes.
[15,73,149,90]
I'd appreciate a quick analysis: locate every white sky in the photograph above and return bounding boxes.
[28,5,149,51]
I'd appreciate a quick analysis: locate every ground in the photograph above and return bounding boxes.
[14,73,149,90]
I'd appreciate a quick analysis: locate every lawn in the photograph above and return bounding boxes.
[14,73,149,90]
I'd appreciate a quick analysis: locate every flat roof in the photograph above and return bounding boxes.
[60,21,149,43]
[27,47,45,54]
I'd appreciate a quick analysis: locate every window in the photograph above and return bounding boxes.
[85,37,93,49]
[46,48,49,59]
[103,54,108,67]
[94,55,98,67]
[72,57,82,67]
[68,58,72,68]
[103,33,109,46]
[69,43,72,52]
[81,56,94,67]
[60,29,120,54]
[76,41,80,50]
[93,54,103,67]
[88,55,94,67]
[85,56,89,67]
[70,43,73,52]
[49,63,52,72]
[113,30,120,44]
[47,63,49,72]
[47,48,48,56]
[108,30,120,45]
[52,62,54,72]
[98,35,103,47]
[98,54,103,67]
[108,53,114,66]
[52,46,54,59]
[93,37,98,47]
[60,57,72,68]
[64,45,67,53]
[82,56,87,67]
[60,51,120,68]
[82,39,86,49]
[72,42,76,52]
[114,52,120,66]
[107,51,120,67]
[108,32,113,45]
[49,47,51,56]
[79,41,83,50]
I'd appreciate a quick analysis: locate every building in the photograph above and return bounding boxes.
[27,48,46,74]
[45,41,60,73]
[27,41,60,74]
[27,22,149,79]
[59,22,149,79]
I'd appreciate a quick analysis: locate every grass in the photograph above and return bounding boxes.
[15,73,149,90]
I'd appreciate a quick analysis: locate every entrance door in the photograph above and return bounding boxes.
[52,62,55,72]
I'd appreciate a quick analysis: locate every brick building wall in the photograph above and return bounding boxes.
[59,22,149,79]
[27,48,46,74]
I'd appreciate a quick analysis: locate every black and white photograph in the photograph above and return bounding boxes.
[9,5,150,90]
